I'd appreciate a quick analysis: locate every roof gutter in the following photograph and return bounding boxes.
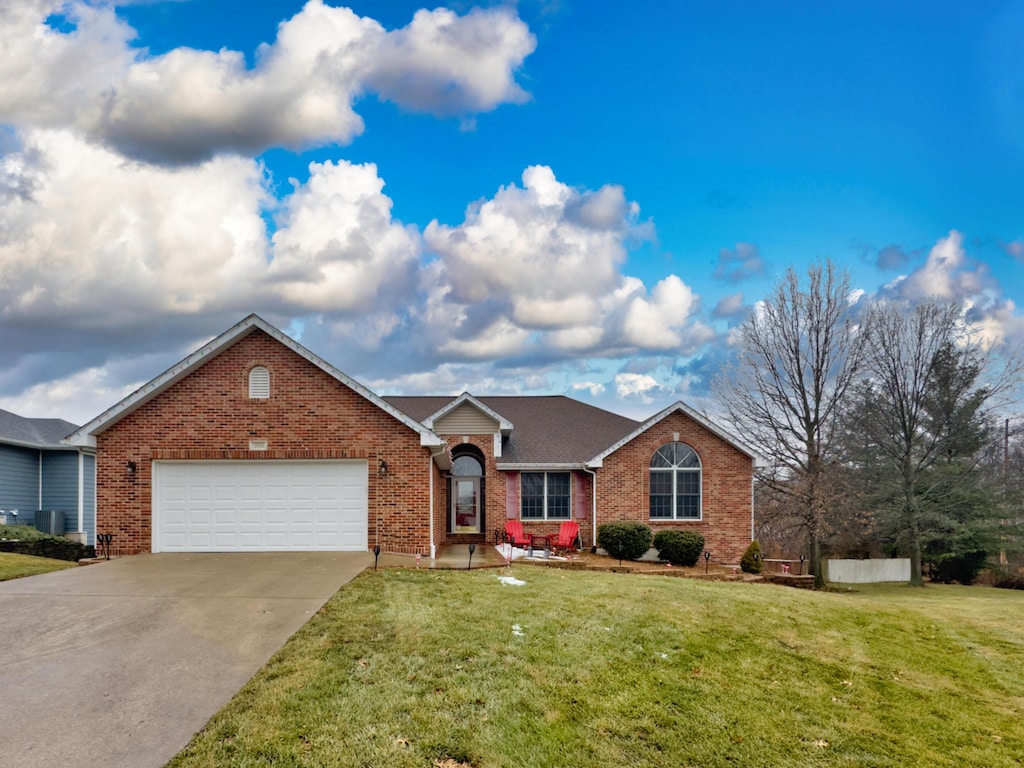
[497,463,588,471]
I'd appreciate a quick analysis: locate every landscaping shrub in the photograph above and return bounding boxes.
[928,550,989,585]
[741,540,763,573]
[597,522,653,562]
[995,574,1024,590]
[653,530,705,566]
[0,525,95,562]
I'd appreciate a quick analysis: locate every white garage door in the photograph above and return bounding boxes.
[153,461,368,552]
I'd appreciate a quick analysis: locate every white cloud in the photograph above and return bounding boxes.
[623,275,709,350]
[614,372,663,403]
[0,130,422,325]
[0,129,271,326]
[0,365,140,426]
[0,136,714,421]
[571,381,605,397]
[270,159,420,313]
[424,165,640,325]
[0,1,536,164]
[414,165,715,365]
[895,230,968,300]
[363,7,534,115]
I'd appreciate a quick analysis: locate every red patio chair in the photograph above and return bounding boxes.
[504,519,531,548]
[551,520,580,555]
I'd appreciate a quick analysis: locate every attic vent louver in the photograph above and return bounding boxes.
[249,366,270,399]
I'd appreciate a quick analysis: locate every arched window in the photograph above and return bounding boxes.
[248,366,270,399]
[649,442,701,520]
[452,455,483,477]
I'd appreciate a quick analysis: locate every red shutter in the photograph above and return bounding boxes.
[505,471,520,519]
[574,472,588,519]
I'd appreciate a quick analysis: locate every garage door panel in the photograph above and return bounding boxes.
[154,461,368,552]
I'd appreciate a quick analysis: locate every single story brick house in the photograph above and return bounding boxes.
[1,408,95,542]
[66,315,764,562]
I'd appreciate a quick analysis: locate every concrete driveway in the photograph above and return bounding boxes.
[0,552,371,768]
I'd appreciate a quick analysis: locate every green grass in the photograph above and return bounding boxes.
[0,551,77,581]
[168,569,1024,768]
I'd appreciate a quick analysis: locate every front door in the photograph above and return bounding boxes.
[453,477,481,533]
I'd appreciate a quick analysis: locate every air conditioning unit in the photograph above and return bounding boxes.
[34,510,66,536]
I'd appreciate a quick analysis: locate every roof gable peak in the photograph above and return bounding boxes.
[588,399,767,467]
[423,392,513,434]
[65,314,443,449]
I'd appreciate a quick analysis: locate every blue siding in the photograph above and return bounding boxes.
[0,444,39,521]
[41,451,79,534]
[83,454,96,545]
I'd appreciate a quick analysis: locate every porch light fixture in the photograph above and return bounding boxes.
[379,459,388,476]
[126,460,137,475]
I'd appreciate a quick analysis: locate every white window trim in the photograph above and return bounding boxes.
[520,471,572,521]
[649,444,702,521]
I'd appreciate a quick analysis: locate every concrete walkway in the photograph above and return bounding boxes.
[375,543,510,570]
[0,552,370,768]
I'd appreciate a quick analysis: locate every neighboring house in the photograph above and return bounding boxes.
[66,315,765,561]
[0,408,95,543]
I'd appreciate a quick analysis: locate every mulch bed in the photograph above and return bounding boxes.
[524,550,762,582]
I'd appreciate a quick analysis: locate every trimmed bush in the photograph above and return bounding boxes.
[929,550,989,585]
[597,522,653,562]
[0,525,95,562]
[740,540,763,573]
[653,530,705,566]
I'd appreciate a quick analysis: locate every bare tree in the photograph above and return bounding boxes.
[717,259,868,584]
[849,301,1019,585]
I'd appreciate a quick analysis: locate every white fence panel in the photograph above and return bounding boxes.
[826,558,911,583]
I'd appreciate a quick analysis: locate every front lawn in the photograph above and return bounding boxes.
[0,551,77,581]
[168,568,1024,768]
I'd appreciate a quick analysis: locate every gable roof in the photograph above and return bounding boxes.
[421,392,513,435]
[386,395,639,467]
[65,314,445,449]
[0,408,79,450]
[587,400,768,468]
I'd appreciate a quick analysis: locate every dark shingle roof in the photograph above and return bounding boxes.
[0,408,79,449]
[384,395,639,465]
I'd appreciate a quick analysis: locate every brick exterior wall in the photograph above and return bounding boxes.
[597,411,754,564]
[442,435,503,544]
[95,330,434,556]
[94,329,754,562]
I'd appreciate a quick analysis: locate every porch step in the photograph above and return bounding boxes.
[445,533,489,546]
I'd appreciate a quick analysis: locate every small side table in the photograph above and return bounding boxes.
[528,534,552,558]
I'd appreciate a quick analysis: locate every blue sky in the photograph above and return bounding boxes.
[0,0,1021,424]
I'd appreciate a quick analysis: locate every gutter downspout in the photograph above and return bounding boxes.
[751,458,761,542]
[428,446,447,559]
[78,451,85,536]
[38,451,43,510]
[583,466,597,551]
